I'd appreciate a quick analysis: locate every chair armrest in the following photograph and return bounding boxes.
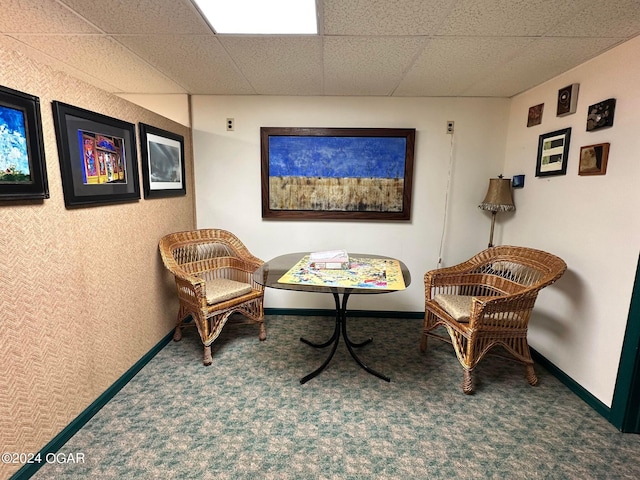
[159,248,207,296]
[468,291,538,329]
[235,256,264,274]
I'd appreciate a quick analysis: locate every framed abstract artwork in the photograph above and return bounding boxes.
[527,103,544,127]
[536,128,571,177]
[0,85,49,201]
[139,123,186,198]
[556,83,579,117]
[260,127,416,220]
[586,98,616,131]
[52,101,140,208]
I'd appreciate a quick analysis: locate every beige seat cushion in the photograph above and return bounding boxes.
[205,278,252,305]
[433,294,474,322]
[433,293,523,324]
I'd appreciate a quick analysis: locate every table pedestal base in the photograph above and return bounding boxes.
[299,292,391,384]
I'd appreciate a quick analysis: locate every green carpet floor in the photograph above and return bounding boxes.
[31,315,640,479]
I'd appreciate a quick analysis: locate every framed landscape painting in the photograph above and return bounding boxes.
[0,85,49,201]
[260,127,416,220]
[139,123,186,198]
[52,101,140,208]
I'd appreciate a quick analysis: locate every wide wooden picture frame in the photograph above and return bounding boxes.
[139,123,186,198]
[535,127,571,177]
[52,101,140,208]
[260,127,416,220]
[0,85,49,201]
[579,143,610,176]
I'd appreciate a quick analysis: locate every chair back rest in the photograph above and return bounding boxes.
[158,229,253,277]
[469,246,566,294]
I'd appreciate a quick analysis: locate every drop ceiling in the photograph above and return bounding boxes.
[1,0,639,98]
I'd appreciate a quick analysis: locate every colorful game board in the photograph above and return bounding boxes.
[277,256,406,290]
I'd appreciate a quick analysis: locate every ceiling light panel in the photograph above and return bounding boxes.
[192,0,317,34]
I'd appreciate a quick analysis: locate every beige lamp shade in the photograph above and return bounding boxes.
[479,176,515,247]
[479,177,515,212]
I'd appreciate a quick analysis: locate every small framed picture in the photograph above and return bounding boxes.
[139,123,186,198]
[586,98,616,131]
[527,103,544,127]
[52,101,140,208]
[579,143,610,176]
[0,85,49,201]
[536,128,571,177]
[557,83,579,117]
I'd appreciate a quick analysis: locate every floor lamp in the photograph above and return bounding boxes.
[478,176,515,248]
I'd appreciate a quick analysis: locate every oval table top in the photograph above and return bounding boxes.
[253,252,411,295]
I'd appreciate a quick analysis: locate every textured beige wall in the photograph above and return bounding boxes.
[0,46,195,479]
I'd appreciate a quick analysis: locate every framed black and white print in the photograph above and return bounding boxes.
[0,85,49,201]
[139,123,186,198]
[536,128,571,177]
[52,101,140,208]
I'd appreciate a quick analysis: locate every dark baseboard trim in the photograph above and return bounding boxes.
[10,329,175,480]
[264,307,425,319]
[531,347,612,423]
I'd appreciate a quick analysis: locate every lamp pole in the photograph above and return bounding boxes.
[488,211,497,248]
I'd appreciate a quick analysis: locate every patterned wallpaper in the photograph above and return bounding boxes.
[0,45,195,479]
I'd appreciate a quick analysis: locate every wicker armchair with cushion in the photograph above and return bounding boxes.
[159,229,266,365]
[421,246,566,394]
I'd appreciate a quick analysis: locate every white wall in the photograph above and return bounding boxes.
[191,95,510,313]
[503,36,640,406]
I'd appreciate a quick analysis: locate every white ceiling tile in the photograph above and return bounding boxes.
[58,0,212,34]
[2,0,640,98]
[544,0,640,37]
[117,34,254,94]
[394,37,535,96]
[324,36,427,95]
[218,36,323,95]
[0,34,117,92]
[323,0,458,35]
[436,0,580,36]
[464,37,627,97]
[0,0,99,33]
[11,35,186,93]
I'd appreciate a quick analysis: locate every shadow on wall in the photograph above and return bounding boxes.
[530,268,586,339]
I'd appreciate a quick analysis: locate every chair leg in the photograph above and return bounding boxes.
[526,364,538,386]
[462,369,474,395]
[173,325,182,342]
[173,307,188,342]
[203,345,213,366]
[259,321,267,341]
[420,332,428,352]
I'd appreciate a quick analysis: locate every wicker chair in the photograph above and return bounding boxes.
[421,246,566,394]
[159,229,266,365]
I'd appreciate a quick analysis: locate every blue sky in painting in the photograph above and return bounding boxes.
[269,136,406,178]
[0,104,29,174]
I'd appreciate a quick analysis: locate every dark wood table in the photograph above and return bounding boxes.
[253,253,411,384]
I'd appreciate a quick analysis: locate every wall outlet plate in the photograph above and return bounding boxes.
[446,121,454,134]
